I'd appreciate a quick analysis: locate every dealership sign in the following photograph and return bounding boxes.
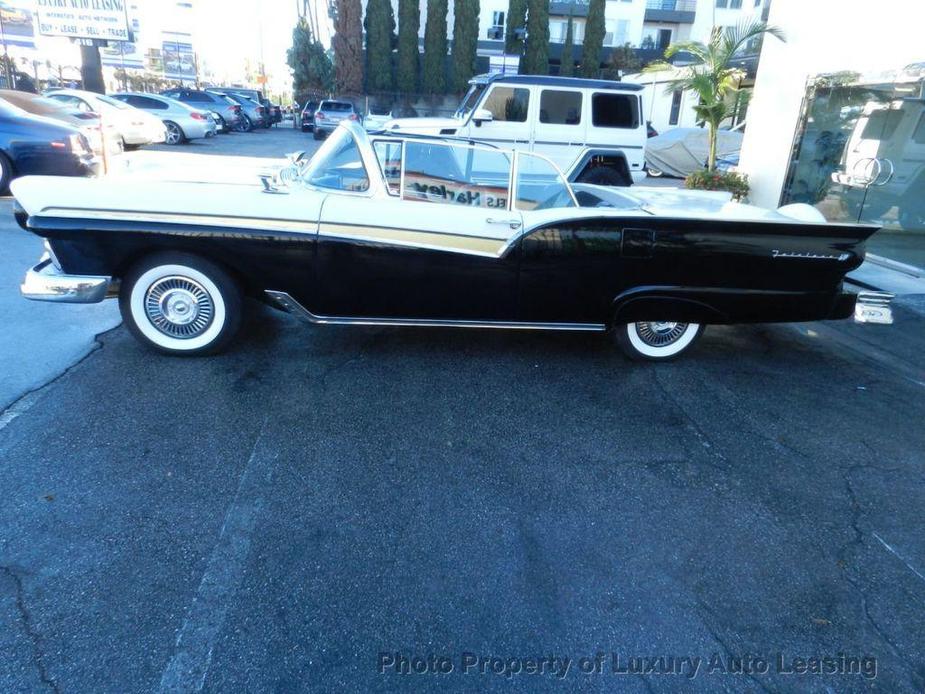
[36,0,131,41]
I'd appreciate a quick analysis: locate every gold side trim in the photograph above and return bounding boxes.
[320,223,506,257]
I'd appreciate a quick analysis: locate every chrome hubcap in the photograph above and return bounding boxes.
[145,276,214,338]
[166,124,180,143]
[635,321,689,347]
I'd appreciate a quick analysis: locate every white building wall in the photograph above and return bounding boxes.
[738,0,923,209]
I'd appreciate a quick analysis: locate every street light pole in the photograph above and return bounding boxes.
[0,10,15,89]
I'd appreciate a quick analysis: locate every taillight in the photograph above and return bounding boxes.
[191,112,205,121]
[348,114,357,120]
[315,113,325,120]
[50,141,67,149]
[257,107,265,114]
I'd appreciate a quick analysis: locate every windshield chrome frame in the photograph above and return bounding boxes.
[511,150,579,212]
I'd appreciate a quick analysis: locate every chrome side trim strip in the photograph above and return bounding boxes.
[265,291,607,332]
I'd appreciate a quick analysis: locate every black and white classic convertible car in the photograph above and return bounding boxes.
[16,121,892,360]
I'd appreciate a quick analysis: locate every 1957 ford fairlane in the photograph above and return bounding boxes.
[15,121,892,360]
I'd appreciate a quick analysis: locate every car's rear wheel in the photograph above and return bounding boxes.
[646,167,664,178]
[614,322,704,361]
[120,252,242,356]
[164,121,185,145]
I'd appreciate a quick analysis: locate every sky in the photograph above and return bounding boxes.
[195,0,305,95]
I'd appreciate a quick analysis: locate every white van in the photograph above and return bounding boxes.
[384,74,647,186]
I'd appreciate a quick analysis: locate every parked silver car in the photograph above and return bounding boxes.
[313,100,359,140]
[111,92,216,144]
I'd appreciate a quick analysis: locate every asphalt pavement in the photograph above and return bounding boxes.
[1,126,924,693]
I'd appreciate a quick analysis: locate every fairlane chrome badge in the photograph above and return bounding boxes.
[771,250,851,261]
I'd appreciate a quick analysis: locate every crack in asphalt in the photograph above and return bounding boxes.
[1,566,61,694]
[694,598,775,694]
[649,369,729,472]
[0,327,117,435]
[835,465,924,689]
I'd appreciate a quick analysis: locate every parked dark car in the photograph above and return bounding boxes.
[160,88,242,133]
[208,91,267,130]
[206,88,274,128]
[300,101,318,132]
[0,100,97,192]
[646,120,658,138]
[0,89,119,156]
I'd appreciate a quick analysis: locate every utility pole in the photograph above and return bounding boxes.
[80,43,105,93]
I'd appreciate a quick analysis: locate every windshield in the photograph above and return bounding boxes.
[454,84,487,119]
[301,127,370,192]
[323,102,352,112]
[95,94,131,110]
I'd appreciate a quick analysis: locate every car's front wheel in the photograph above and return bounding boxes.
[119,252,242,356]
[614,322,704,361]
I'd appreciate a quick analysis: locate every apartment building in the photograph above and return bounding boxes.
[365,0,769,68]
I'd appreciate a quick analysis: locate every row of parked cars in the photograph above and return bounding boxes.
[0,86,282,192]
[297,99,419,140]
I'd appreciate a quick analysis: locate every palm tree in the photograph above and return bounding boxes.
[645,21,785,171]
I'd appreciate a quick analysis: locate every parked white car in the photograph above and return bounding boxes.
[385,74,647,186]
[111,92,216,144]
[45,89,166,150]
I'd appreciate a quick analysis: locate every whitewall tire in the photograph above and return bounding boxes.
[120,253,242,355]
[615,322,704,361]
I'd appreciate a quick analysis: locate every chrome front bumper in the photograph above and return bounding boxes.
[21,256,112,304]
[854,291,894,325]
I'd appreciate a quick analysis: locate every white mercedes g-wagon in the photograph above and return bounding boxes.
[384,73,647,187]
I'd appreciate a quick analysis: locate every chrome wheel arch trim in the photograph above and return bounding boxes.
[264,291,606,332]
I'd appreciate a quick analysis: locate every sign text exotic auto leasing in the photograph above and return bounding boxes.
[36,0,130,41]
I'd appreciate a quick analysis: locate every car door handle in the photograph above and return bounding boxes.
[487,217,522,229]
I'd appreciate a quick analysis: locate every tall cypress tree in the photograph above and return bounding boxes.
[422,0,448,94]
[559,13,575,76]
[504,0,527,54]
[581,0,605,78]
[522,0,549,75]
[451,0,479,92]
[365,0,394,91]
[396,0,420,93]
[333,0,363,94]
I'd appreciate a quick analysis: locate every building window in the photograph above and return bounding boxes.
[490,10,505,40]
[754,0,761,5]
[730,0,742,7]
[715,0,727,7]
[607,19,630,47]
[668,90,682,125]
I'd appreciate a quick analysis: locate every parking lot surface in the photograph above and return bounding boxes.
[1,127,923,693]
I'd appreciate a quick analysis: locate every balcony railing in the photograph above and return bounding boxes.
[644,0,697,22]
[645,0,697,10]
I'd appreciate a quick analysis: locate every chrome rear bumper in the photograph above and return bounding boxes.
[21,256,112,304]
[854,291,894,325]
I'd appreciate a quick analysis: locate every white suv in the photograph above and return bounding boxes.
[384,74,647,186]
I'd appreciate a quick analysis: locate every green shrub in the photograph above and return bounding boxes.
[684,169,750,201]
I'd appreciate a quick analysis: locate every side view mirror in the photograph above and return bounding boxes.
[472,108,493,126]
